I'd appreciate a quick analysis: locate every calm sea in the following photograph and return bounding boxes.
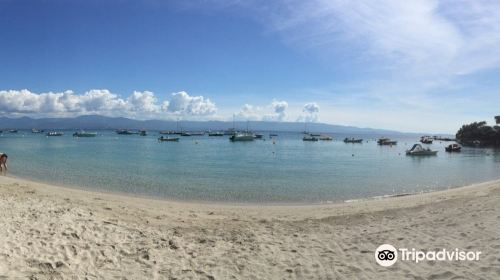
[1,130,499,203]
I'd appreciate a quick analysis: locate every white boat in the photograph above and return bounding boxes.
[445,144,461,152]
[47,131,64,137]
[73,130,97,137]
[158,136,179,142]
[377,137,397,145]
[230,132,255,142]
[406,144,438,156]
[303,136,319,141]
[420,136,433,144]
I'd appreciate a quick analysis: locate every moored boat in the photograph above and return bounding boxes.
[158,136,179,142]
[159,130,177,135]
[73,130,97,137]
[208,132,224,136]
[319,135,333,141]
[254,134,264,139]
[230,132,254,142]
[47,131,64,137]
[116,129,136,135]
[31,128,44,133]
[406,144,438,156]
[343,137,363,143]
[377,137,397,145]
[445,143,461,152]
[303,136,319,142]
[139,130,147,136]
[420,136,433,144]
[8,129,18,133]
[190,132,205,136]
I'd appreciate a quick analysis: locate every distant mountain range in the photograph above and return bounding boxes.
[0,115,416,135]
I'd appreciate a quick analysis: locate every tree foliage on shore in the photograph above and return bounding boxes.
[456,121,500,146]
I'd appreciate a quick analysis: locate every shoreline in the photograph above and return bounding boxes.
[1,175,499,279]
[6,173,498,207]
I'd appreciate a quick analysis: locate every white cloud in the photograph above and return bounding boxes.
[167,91,217,116]
[236,99,289,121]
[0,89,217,119]
[297,102,320,122]
[236,104,262,121]
[127,91,160,113]
[79,89,128,113]
[302,102,319,114]
[267,99,288,121]
[221,0,500,86]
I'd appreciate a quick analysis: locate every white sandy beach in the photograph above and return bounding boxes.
[0,176,499,279]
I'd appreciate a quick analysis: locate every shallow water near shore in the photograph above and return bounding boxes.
[1,130,499,202]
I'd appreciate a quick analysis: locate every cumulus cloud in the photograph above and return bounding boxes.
[127,91,160,113]
[167,91,217,116]
[0,89,217,118]
[268,99,288,121]
[236,104,262,121]
[298,102,320,122]
[0,89,127,115]
[236,99,289,121]
[303,102,319,114]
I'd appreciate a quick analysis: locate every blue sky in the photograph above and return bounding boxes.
[1,0,500,133]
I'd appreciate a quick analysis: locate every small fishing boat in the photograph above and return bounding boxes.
[31,129,43,133]
[343,137,363,143]
[116,129,136,135]
[158,136,179,142]
[47,131,64,137]
[445,143,461,152]
[230,132,255,142]
[254,134,264,139]
[208,132,224,136]
[420,136,433,144]
[8,129,18,133]
[319,135,333,141]
[406,144,438,156]
[139,130,147,136]
[73,130,97,137]
[303,136,319,142]
[190,132,205,136]
[159,130,176,135]
[377,137,397,145]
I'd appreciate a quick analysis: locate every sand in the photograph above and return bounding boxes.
[0,176,499,279]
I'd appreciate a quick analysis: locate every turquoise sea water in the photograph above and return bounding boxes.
[1,130,499,203]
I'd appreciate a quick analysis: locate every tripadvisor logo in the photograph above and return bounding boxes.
[375,244,398,267]
[375,244,481,267]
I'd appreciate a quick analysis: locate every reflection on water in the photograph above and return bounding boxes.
[1,131,499,203]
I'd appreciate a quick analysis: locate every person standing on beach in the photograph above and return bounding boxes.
[0,153,7,174]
